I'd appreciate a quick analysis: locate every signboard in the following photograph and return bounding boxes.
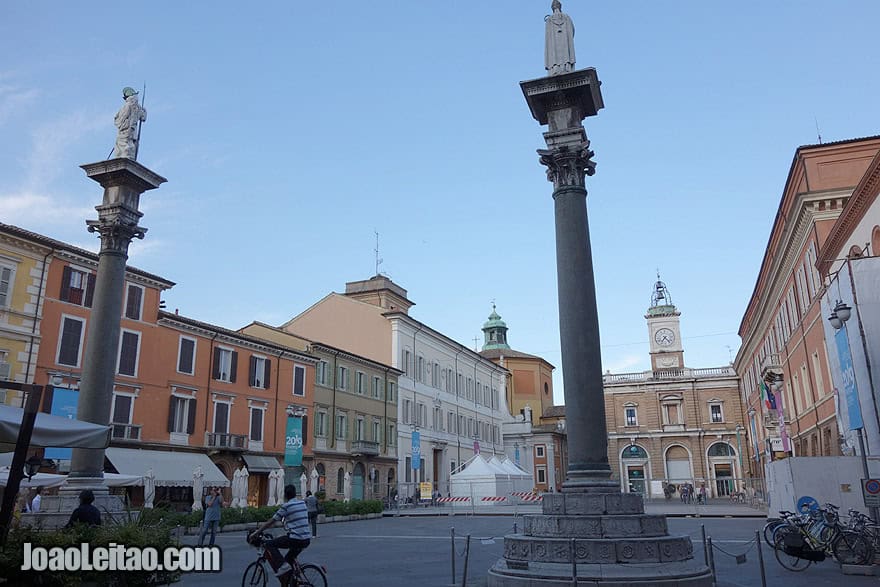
[835,328,865,430]
[284,417,303,466]
[420,482,432,501]
[862,479,880,508]
[44,387,79,461]
[411,430,421,470]
[769,438,784,452]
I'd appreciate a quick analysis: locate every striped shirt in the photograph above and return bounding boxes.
[272,498,312,540]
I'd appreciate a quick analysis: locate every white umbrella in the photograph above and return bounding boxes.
[300,472,308,498]
[239,467,250,508]
[192,466,204,511]
[229,469,240,508]
[143,468,156,509]
[267,470,278,506]
[274,468,285,504]
[310,468,318,494]
[343,470,352,502]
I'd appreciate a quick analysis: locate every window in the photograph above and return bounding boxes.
[249,407,264,442]
[213,401,230,433]
[0,264,14,308]
[177,336,196,375]
[111,393,136,439]
[59,265,95,307]
[417,356,425,382]
[293,364,305,396]
[336,412,347,439]
[387,381,396,402]
[212,347,238,382]
[337,468,345,494]
[418,403,427,427]
[709,403,723,423]
[625,406,638,427]
[433,363,440,388]
[661,396,683,427]
[117,330,140,376]
[433,407,443,431]
[337,366,348,390]
[124,283,144,320]
[249,355,271,389]
[168,396,196,434]
[315,411,328,437]
[535,445,545,458]
[387,423,395,445]
[403,350,411,376]
[316,361,328,386]
[57,315,85,367]
[372,419,381,443]
[405,457,412,483]
[403,399,412,425]
[356,416,365,441]
[356,371,366,394]
[371,376,381,398]
[622,445,648,459]
[536,467,547,484]
[707,443,734,457]
[812,352,825,397]
[448,412,455,434]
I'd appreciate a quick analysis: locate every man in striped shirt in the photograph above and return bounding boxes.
[250,484,312,578]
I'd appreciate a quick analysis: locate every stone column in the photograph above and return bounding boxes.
[68,159,165,493]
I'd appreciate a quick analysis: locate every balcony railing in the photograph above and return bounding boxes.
[760,353,783,380]
[604,366,736,383]
[205,432,248,450]
[351,440,380,456]
[111,423,141,441]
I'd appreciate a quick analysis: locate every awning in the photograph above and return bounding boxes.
[243,454,282,473]
[0,468,141,488]
[105,447,229,487]
[0,453,12,467]
[0,405,111,448]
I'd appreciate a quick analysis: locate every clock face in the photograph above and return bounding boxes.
[654,328,675,347]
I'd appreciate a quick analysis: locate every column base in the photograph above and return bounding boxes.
[19,478,134,530]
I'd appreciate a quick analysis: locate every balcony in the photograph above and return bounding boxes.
[760,353,783,381]
[111,423,141,441]
[351,440,379,456]
[205,432,248,451]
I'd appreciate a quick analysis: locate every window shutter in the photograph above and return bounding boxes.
[212,348,221,379]
[264,359,271,389]
[187,398,197,434]
[248,356,257,387]
[167,397,176,432]
[230,351,238,383]
[60,266,71,301]
[302,415,308,446]
[84,273,96,307]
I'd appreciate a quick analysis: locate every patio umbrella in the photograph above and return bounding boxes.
[143,468,156,509]
[229,469,241,508]
[0,405,110,448]
[267,470,278,506]
[274,468,285,504]
[192,466,204,511]
[310,468,318,494]
[343,470,352,502]
[239,467,249,508]
[300,472,307,498]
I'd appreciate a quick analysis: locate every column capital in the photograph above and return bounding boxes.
[538,143,596,190]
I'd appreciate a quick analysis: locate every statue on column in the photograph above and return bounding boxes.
[112,87,147,160]
[545,0,576,76]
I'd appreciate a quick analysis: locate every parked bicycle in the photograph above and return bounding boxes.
[243,531,327,587]
[771,504,874,571]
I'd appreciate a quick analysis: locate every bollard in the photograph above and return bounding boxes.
[755,530,766,587]
[451,527,456,586]
[460,534,471,587]
[706,536,716,586]
[570,537,577,586]
[701,525,708,567]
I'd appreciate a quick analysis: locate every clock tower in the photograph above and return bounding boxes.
[646,275,684,372]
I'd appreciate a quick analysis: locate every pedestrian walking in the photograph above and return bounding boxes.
[198,487,223,546]
[30,486,43,512]
[304,490,319,538]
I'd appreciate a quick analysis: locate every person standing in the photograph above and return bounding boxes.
[304,490,319,538]
[198,487,223,546]
[30,486,43,513]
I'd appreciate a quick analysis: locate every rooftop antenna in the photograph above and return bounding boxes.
[725,345,734,364]
[374,230,384,276]
[814,117,823,144]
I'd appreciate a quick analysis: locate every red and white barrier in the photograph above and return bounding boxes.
[481,496,508,503]
[510,492,543,502]
[437,496,470,503]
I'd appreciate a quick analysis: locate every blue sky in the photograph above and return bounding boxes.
[2,2,879,405]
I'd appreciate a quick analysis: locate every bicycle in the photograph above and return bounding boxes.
[243,531,327,587]
[772,504,873,571]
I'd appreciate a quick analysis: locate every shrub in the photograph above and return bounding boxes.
[321,499,382,517]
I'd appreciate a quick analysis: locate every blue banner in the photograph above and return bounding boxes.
[44,387,79,461]
[411,430,420,470]
[835,328,864,430]
[284,417,303,466]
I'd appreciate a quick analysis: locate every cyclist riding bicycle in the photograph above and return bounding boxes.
[249,484,312,580]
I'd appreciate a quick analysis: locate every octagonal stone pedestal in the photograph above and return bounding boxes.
[487,491,712,586]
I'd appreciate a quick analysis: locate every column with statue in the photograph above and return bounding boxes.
[488,4,711,584]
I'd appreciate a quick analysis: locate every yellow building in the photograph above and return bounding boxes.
[0,224,53,404]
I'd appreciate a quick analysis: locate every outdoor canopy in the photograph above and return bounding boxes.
[105,447,229,487]
[0,405,110,448]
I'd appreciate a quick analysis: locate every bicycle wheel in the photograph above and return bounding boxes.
[763,519,783,547]
[773,535,813,572]
[297,564,327,587]
[832,531,874,565]
[242,561,268,587]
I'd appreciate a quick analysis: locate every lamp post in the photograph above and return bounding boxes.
[828,299,879,521]
[734,425,744,490]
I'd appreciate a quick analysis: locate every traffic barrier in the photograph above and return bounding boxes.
[481,496,507,503]
[511,492,542,502]
[437,497,470,503]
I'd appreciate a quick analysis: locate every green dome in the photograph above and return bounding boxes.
[483,308,507,330]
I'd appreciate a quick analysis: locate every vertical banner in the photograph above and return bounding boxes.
[835,327,865,430]
[772,383,790,453]
[473,440,480,455]
[411,430,420,470]
[44,387,79,461]
[749,412,760,462]
[284,416,303,466]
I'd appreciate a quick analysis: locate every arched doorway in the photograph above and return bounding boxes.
[620,445,649,495]
[707,442,737,497]
[664,444,693,487]
[315,463,326,492]
[352,463,366,501]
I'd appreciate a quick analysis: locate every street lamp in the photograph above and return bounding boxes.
[734,425,744,487]
[25,455,43,480]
